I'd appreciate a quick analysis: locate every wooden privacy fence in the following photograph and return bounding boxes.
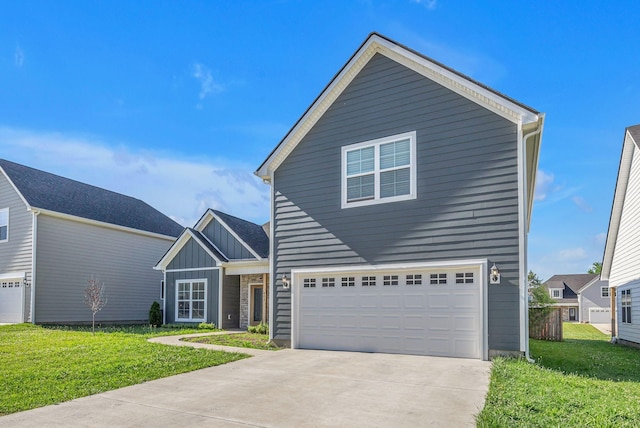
[529,307,563,341]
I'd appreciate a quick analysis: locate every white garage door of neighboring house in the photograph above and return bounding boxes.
[0,278,24,323]
[589,307,611,324]
[292,263,485,359]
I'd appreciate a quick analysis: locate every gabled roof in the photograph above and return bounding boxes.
[602,124,640,280]
[154,227,227,270]
[0,159,183,238]
[544,274,599,298]
[194,209,269,259]
[254,32,544,226]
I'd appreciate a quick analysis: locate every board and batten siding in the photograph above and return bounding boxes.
[166,238,217,270]
[34,214,173,323]
[610,145,640,288]
[202,219,255,260]
[272,53,521,351]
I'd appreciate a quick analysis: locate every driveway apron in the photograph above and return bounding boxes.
[1,342,490,427]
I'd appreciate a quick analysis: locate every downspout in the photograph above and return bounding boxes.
[30,210,39,324]
[521,122,543,363]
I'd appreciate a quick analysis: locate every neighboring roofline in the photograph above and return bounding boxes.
[577,276,604,294]
[194,209,263,260]
[154,228,225,271]
[255,32,542,181]
[33,207,178,241]
[601,125,640,280]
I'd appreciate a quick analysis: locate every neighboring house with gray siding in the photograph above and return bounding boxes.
[602,124,640,346]
[255,33,545,360]
[0,159,182,324]
[544,274,609,323]
[154,209,269,330]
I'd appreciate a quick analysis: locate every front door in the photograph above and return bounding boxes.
[250,284,263,326]
[569,307,577,321]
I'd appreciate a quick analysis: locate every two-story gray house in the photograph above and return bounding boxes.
[256,33,545,360]
[0,159,183,324]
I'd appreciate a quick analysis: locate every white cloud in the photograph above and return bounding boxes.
[595,232,607,246]
[14,45,24,68]
[412,0,437,10]
[534,170,554,201]
[192,62,224,100]
[572,196,592,212]
[557,247,588,262]
[0,127,269,226]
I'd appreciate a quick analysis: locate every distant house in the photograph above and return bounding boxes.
[0,159,183,324]
[602,124,640,346]
[255,33,545,360]
[543,274,610,323]
[154,209,269,329]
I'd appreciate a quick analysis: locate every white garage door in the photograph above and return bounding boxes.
[294,266,483,359]
[0,279,24,323]
[589,307,611,324]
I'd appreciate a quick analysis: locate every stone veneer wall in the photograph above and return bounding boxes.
[239,273,268,330]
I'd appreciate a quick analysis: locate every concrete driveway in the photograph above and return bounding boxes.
[1,348,490,427]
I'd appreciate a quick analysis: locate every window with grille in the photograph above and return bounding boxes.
[430,273,447,285]
[341,277,355,287]
[362,276,376,286]
[322,277,335,288]
[303,278,316,288]
[383,275,399,286]
[621,289,632,324]
[176,280,206,322]
[406,274,422,285]
[455,272,474,284]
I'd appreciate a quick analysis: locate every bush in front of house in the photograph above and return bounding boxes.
[248,322,268,335]
[149,301,162,327]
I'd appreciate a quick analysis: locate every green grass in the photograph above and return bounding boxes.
[184,332,280,350]
[0,324,249,415]
[477,323,640,427]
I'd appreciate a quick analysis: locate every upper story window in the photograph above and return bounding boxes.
[621,289,632,324]
[551,289,561,299]
[0,208,8,242]
[342,131,417,209]
[601,287,609,298]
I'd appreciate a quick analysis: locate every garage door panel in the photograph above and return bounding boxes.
[297,267,482,359]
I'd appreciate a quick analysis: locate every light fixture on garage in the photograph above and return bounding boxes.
[22,272,30,288]
[281,274,290,289]
[490,264,501,284]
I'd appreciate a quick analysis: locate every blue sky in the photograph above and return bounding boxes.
[1,1,638,280]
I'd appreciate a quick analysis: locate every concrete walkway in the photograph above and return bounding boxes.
[1,334,491,427]
[147,331,271,356]
[591,323,612,336]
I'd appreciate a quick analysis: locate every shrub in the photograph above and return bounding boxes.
[198,322,216,330]
[248,322,268,335]
[149,301,162,327]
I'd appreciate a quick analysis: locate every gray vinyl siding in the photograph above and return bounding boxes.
[166,238,217,270]
[272,53,521,351]
[202,219,255,259]
[0,173,33,276]
[221,274,240,329]
[34,214,173,323]
[165,269,219,325]
[579,280,610,322]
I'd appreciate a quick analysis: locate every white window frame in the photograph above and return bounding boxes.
[341,131,417,209]
[621,289,632,324]
[175,279,207,322]
[601,287,609,298]
[550,288,562,299]
[0,208,8,243]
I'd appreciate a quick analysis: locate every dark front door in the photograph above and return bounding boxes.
[569,307,577,321]
[251,285,263,325]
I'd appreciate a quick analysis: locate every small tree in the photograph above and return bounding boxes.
[528,270,554,307]
[588,261,602,275]
[149,301,162,327]
[84,277,108,334]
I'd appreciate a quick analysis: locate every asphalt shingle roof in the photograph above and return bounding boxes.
[544,274,598,298]
[0,159,183,237]
[212,210,269,258]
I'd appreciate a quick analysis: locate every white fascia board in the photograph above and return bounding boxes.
[33,208,178,241]
[223,260,269,276]
[0,166,31,210]
[256,34,541,180]
[0,271,26,280]
[602,130,637,280]
[194,208,260,260]
[154,229,223,271]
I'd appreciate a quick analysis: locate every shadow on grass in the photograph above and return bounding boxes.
[531,337,640,383]
[40,323,219,337]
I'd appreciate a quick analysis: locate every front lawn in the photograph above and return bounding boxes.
[0,324,249,416]
[184,332,280,350]
[477,323,640,427]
